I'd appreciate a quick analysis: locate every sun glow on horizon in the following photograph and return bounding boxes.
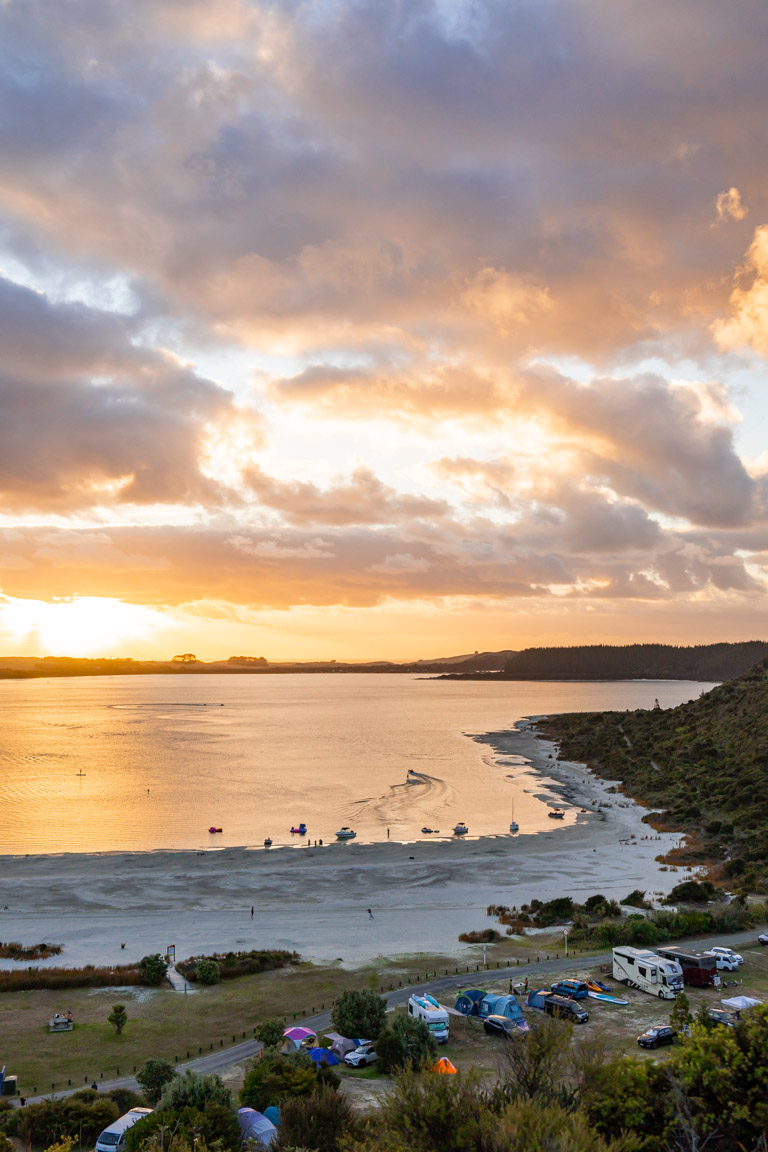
[0,594,171,658]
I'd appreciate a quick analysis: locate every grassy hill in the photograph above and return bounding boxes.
[502,640,768,680]
[541,657,768,889]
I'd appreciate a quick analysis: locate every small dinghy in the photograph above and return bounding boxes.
[548,809,564,819]
[208,826,223,833]
[336,827,357,839]
[453,822,468,835]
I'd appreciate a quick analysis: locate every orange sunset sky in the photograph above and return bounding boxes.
[2,0,768,660]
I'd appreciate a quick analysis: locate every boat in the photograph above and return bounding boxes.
[336,827,357,839]
[263,837,272,847]
[208,826,222,833]
[509,799,519,833]
[453,822,468,835]
[290,823,307,835]
[586,979,612,994]
[587,990,628,1005]
[548,809,564,819]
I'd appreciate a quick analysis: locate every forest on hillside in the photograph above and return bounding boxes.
[541,656,768,888]
[500,641,768,681]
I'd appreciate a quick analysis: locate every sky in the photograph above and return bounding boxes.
[2,0,768,661]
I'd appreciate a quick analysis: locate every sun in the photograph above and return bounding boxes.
[0,594,169,657]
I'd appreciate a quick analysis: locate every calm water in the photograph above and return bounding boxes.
[0,674,713,855]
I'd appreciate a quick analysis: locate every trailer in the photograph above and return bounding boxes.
[612,947,683,998]
[656,946,720,988]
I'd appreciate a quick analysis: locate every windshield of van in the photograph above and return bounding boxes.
[429,1022,446,1031]
[98,1134,121,1146]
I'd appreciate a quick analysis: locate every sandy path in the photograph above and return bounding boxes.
[0,725,685,967]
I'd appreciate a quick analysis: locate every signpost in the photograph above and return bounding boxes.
[563,928,569,958]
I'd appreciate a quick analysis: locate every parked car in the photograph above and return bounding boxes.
[706,951,740,972]
[344,1042,377,1067]
[544,994,589,1023]
[637,1025,676,1050]
[483,1014,518,1039]
[707,947,743,967]
[708,1008,737,1028]
[549,979,589,1000]
[757,933,768,946]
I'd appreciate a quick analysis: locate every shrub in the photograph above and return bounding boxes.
[176,949,299,982]
[277,1085,358,1152]
[157,1071,232,1113]
[330,990,387,1040]
[137,1057,176,1104]
[377,1015,437,1074]
[124,1105,240,1152]
[0,964,140,993]
[255,1017,285,1049]
[195,959,220,985]
[138,953,169,986]
[240,1052,318,1111]
[108,1004,128,1034]
[457,929,502,943]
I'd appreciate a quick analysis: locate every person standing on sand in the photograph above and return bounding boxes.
[367,908,374,919]
[250,906,254,918]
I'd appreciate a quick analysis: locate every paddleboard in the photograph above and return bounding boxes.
[588,990,628,1005]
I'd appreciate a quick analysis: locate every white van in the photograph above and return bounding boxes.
[95,1108,153,1152]
[408,994,449,1043]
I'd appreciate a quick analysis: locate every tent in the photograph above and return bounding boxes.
[431,1057,458,1074]
[309,1046,340,1066]
[263,1107,281,1128]
[722,995,762,1013]
[325,1032,363,1058]
[478,994,528,1030]
[454,989,487,1016]
[526,988,553,1011]
[281,1026,318,1052]
[238,1108,278,1147]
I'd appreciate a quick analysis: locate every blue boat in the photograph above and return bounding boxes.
[290,823,307,835]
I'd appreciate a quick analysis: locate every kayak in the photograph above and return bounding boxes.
[587,990,628,1005]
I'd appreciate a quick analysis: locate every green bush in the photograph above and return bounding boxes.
[240,1052,319,1111]
[138,953,169,986]
[195,958,221,985]
[176,949,299,982]
[136,1057,176,1104]
[276,1085,357,1152]
[255,1017,285,1049]
[330,990,387,1040]
[376,1015,437,1074]
[157,1070,232,1113]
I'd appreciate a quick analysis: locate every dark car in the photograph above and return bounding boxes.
[545,994,589,1023]
[708,1008,737,1028]
[758,933,768,946]
[483,1014,518,1039]
[550,979,589,1000]
[637,1026,676,1049]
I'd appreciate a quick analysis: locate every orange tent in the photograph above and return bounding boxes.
[431,1057,458,1074]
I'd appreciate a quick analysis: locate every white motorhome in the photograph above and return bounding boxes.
[612,947,683,999]
[408,994,450,1042]
[95,1110,153,1152]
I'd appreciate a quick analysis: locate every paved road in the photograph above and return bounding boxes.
[16,926,766,1104]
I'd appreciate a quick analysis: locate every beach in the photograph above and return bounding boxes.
[0,724,687,968]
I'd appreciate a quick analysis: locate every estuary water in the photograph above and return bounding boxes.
[0,674,713,855]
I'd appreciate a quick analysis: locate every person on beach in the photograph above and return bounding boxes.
[367,908,374,919]
[250,906,254,918]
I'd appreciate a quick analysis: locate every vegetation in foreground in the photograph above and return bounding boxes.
[542,656,768,889]
[6,1003,768,1152]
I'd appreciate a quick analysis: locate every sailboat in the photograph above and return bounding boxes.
[509,797,519,833]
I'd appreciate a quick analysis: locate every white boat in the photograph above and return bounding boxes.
[336,827,357,839]
[453,822,468,835]
[509,799,519,833]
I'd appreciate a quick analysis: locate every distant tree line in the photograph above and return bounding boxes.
[502,641,768,681]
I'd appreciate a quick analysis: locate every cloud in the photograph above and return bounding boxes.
[715,187,748,223]
[713,225,768,354]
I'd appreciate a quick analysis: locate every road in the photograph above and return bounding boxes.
[16,926,765,1104]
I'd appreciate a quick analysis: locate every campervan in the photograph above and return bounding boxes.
[95,1110,153,1152]
[408,994,450,1043]
[612,947,683,998]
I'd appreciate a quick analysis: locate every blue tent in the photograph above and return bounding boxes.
[526,988,553,1011]
[454,988,487,1016]
[309,1046,340,1066]
[238,1107,278,1147]
[478,994,528,1030]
